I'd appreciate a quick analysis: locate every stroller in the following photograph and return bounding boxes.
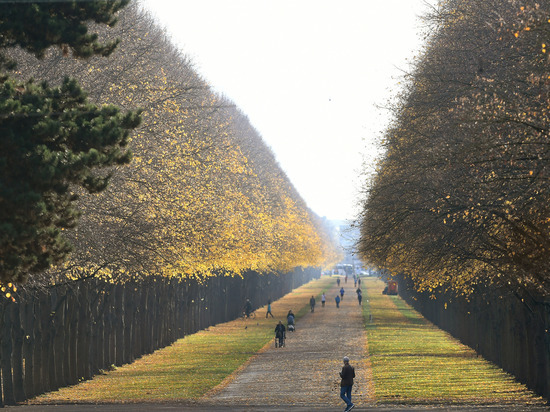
[287,313,296,332]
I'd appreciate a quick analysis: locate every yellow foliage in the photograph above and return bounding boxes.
[52,4,340,282]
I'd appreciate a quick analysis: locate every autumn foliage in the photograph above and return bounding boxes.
[9,2,339,283]
[358,0,550,296]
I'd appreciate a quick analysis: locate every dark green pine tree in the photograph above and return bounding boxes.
[0,1,141,282]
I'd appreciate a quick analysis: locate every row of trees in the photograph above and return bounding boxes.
[0,3,338,401]
[359,0,550,299]
[2,1,340,287]
[0,269,317,405]
[397,275,550,399]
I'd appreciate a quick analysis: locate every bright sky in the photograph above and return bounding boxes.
[140,0,436,221]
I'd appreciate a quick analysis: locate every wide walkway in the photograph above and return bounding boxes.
[201,281,374,408]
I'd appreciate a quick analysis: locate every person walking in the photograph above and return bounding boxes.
[337,277,341,287]
[339,356,355,411]
[244,299,252,318]
[309,295,316,312]
[321,293,326,307]
[340,287,345,300]
[274,321,286,347]
[287,310,296,331]
[266,299,274,318]
[356,288,362,306]
[335,294,341,308]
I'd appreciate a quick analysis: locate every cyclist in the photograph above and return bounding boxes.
[244,299,252,318]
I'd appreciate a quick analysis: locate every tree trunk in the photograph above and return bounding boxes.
[11,301,26,402]
[114,284,125,367]
[48,289,59,391]
[104,284,115,369]
[33,293,47,396]
[23,297,35,399]
[53,287,67,389]
[2,302,16,405]
[68,286,78,385]
[89,281,100,376]
[61,286,71,385]
[105,285,117,368]
[123,284,134,365]
[76,282,90,381]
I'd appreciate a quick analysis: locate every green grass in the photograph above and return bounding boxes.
[33,275,541,406]
[31,276,335,403]
[363,277,545,406]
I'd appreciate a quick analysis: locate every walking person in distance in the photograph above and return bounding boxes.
[266,299,274,318]
[244,299,252,318]
[339,356,355,411]
[274,320,285,347]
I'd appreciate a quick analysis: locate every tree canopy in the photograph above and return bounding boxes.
[7,3,340,284]
[359,0,550,297]
[0,1,140,282]
[0,1,128,70]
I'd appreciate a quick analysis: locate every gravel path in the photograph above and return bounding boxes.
[201,283,374,408]
[12,279,550,411]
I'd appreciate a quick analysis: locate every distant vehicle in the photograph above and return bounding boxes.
[383,280,398,295]
[335,264,353,275]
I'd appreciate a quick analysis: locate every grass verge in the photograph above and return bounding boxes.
[29,276,334,404]
[362,276,545,406]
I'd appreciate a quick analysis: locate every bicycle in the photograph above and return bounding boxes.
[240,310,256,320]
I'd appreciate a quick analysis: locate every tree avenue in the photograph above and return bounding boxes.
[358,0,550,297]
[4,2,340,285]
[0,1,142,283]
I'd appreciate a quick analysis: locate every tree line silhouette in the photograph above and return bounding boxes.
[0,1,340,404]
[359,0,550,400]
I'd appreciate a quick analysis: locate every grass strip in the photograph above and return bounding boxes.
[30,276,334,404]
[363,277,545,406]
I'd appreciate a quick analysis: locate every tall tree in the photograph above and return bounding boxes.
[0,1,140,283]
[359,0,550,297]
[8,4,341,283]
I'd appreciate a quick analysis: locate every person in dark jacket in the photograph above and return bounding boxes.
[356,288,362,305]
[339,356,355,411]
[244,299,252,318]
[309,295,316,312]
[274,320,286,347]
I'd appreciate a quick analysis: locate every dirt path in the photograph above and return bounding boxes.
[201,282,374,408]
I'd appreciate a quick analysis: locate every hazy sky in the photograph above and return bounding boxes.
[140,0,436,221]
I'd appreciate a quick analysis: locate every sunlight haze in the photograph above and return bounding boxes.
[140,0,436,220]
